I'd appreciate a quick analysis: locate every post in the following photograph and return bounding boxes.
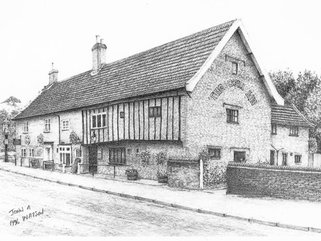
[62,163,65,173]
[4,133,8,162]
[200,158,204,189]
[77,162,80,174]
[114,165,116,178]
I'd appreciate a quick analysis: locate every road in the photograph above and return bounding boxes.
[0,170,312,236]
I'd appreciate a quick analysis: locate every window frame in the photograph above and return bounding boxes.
[21,148,27,157]
[28,148,34,157]
[44,119,51,133]
[271,123,277,135]
[294,155,302,164]
[91,112,107,129]
[234,151,246,163]
[232,61,238,75]
[289,126,299,137]
[62,120,69,131]
[226,108,239,124]
[148,106,161,118]
[109,147,126,165]
[208,147,221,160]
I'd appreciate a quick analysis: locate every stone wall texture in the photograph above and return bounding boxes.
[227,162,321,201]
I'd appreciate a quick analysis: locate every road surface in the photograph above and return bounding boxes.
[0,170,312,236]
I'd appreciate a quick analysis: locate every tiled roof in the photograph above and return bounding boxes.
[14,20,236,120]
[271,103,313,127]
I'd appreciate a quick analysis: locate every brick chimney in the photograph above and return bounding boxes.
[48,62,58,84]
[91,35,107,74]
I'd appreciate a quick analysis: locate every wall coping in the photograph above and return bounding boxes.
[228,162,321,174]
[168,159,199,165]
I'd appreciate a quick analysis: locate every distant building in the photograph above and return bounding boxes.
[13,19,313,179]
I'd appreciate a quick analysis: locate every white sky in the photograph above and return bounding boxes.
[0,0,320,105]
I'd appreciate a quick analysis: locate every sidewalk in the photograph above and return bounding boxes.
[1,161,321,233]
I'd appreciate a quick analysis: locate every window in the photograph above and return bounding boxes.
[232,62,238,75]
[120,111,125,118]
[44,119,51,132]
[23,122,29,133]
[289,126,299,136]
[271,124,277,135]
[234,151,246,162]
[149,106,161,118]
[62,120,69,131]
[208,148,221,159]
[29,148,34,157]
[59,146,71,166]
[92,113,107,129]
[282,153,288,166]
[21,148,27,157]
[109,148,126,165]
[226,109,239,124]
[295,155,302,164]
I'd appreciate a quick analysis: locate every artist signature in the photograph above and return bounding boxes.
[9,205,44,226]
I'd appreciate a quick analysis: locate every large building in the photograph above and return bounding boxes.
[13,19,313,180]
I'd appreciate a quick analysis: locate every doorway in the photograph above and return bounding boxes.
[89,145,98,173]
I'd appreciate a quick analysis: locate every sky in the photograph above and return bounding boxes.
[0,0,320,105]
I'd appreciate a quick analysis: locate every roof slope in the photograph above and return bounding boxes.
[271,103,314,127]
[15,20,235,120]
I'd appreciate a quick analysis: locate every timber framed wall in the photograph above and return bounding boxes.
[82,95,182,145]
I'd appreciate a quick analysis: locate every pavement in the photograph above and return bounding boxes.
[1,161,321,233]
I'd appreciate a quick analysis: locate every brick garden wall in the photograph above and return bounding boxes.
[227,162,321,201]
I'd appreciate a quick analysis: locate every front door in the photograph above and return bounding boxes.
[89,145,98,173]
[282,152,288,166]
[44,146,53,161]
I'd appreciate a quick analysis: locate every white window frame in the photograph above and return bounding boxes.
[23,122,29,133]
[21,148,27,157]
[59,145,72,166]
[29,148,34,157]
[44,119,51,132]
[62,120,69,131]
[91,112,107,129]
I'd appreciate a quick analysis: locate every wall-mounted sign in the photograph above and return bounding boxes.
[209,79,258,106]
